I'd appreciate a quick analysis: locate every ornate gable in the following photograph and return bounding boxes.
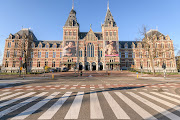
[85,29,98,41]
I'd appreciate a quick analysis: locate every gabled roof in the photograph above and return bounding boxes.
[14,28,37,41]
[79,32,103,40]
[34,40,62,48]
[103,9,117,27]
[64,9,79,27]
[146,30,164,37]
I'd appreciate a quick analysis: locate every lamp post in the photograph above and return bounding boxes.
[140,64,143,76]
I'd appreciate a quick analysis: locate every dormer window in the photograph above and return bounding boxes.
[46,44,49,48]
[31,43,35,48]
[124,43,128,49]
[39,44,42,48]
[53,44,56,48]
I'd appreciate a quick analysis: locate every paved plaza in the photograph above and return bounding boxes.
[0,71,180,120]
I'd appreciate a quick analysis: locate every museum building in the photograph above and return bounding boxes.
[2,4,177,73]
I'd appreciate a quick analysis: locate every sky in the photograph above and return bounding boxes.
[0,0,180,65]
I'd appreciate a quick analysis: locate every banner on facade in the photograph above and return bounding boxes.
[63,41,76,57]
[105,41,118,56]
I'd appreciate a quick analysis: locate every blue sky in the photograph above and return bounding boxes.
[0,0,180,64]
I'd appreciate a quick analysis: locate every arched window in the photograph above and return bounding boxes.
[5,61,8,67]
[45,61,48,66]
[87,43,94,57]
[52,61,55,67]
[37,61,40,67]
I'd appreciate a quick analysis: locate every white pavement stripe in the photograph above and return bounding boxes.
[65,92,84,119]
[128,92,180,120]
[115,92,156,120]
[139,92,180,112]
[151,92,180,104]
[0,92,24,101]
[163,92,180,99]
[38,92,72,120]
[0,92,48,118]
[0,92,12,97]
[90,92,104,119]
[11,92,60,120]
[103,92,130,119]
[0,92,36,108]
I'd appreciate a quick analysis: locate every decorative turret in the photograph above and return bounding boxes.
[64,8,79,27]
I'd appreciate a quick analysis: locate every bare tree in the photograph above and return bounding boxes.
[138,25,174,76]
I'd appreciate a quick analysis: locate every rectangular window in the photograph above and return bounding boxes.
[29,61,33,67]
[119,52,121,58]
[53,52,56,58]
[106,32,108,36]
[110,31,112,36]
[12,61,16,67]
[31,52,33,58]
[60,52,62,58]
[125,52,128,58]
[8,42,11,48]
[15,42,18,48]
[38,52,41,58]
[6,51,10,58]
[39,45,42,48]
[45,52,48,58]
[113,31,116,36]
[14,51,17,57]
[100,51,102,57]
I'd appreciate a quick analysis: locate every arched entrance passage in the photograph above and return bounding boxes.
[92,62,96,71]
[79,62,83,70]
[85,62,90,71]
[99,62,103,70]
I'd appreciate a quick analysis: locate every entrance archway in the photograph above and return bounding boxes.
[92,62,96,71]
[99,62,103,70]
[79,62,83,70]
[85,62,90,70]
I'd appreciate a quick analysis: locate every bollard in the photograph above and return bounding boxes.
[52,74,54,79]
[136,72,138,78]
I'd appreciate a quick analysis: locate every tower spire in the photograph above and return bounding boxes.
[107,0,109,10]
[72,0,74,9]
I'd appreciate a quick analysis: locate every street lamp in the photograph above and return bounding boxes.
[140,64,143,76]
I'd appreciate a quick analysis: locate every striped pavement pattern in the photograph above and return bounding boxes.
[0,91,180,119]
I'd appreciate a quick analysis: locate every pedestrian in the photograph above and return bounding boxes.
[80,71,83,76]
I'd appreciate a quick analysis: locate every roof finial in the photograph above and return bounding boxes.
[156,26,158,31]
[90,24,92,29]
[107,0,109,10]
[72,0,74,9]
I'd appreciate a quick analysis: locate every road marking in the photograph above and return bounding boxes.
[50,88,56,89]
[0,92,24,101]
[25,86,32,88]
[0,92,12,97]
[90,92,104,119]
[11,92,60,120]
[14,89,23,91]
[60,88,66,89]
[128,92,180,120]
[0,92,36,108]
[73,85,78,86]
[81,85,86,86]
[65,92,84,119]
[54,85,60,87]
[70,87,76,89]
[115,92,156,120]
[90,87,95,89]
[38,92,72,119]
[151,92,180,103]
[80,87,85,89]
[0,92,48,118]
[140,92,180,112]
[2,89,11,92]
[27,89,34,91]
[162,92,180,99]
[103,92,130,119]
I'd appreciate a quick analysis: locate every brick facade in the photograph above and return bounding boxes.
[1,7,177,73]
